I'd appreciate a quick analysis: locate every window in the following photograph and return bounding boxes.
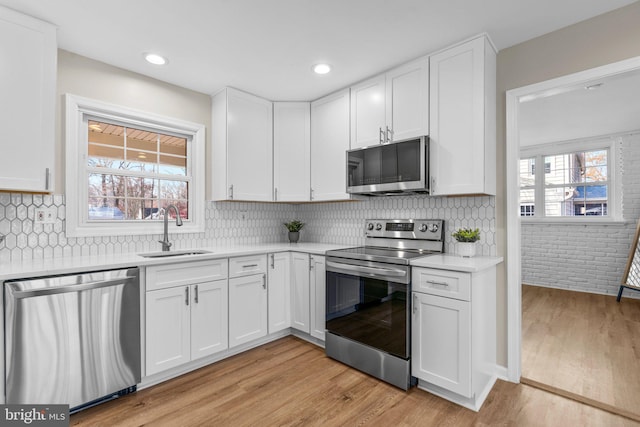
[518,136,622,221]
[65,94,205,237]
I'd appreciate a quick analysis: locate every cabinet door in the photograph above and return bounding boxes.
[386,58,429,143]
[191,280,228,360]
[229,274,268,347]
[309,255,326,341]
[273,102,311,202]
[310,89,351,201]
[226,88,273,201]
[146,287,191,376]
[268,253,291,333]
[290,252,310,333]
[412,292,471,397]
[429,36,495,196]
[0,7,56,192]
[350,75,386,148]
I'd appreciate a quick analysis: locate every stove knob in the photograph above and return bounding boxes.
[375,223,383,231]
[418,224,428,232]
[428,223,439,233]
[367,223,374,231]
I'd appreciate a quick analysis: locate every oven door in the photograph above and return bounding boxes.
[325,257,410,359]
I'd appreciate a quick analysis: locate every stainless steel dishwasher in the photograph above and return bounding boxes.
[4,267,141,411]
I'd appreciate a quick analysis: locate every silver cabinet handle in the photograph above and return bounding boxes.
[270,254,275,269]
[310,188,314,201]
[243,264,258,268]
[229,184,234,199]
[426,280,450,288]
[274,187,278,201]
[185,287,189,306]
[386,126,393,143]
[45,168,50,190]
[379,127,384,144]
[262,274,266,290]
[194,284,199,304]
[413,293,418,314]
[9,276,137,299]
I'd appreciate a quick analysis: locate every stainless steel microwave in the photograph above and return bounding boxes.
[346,136,429,195]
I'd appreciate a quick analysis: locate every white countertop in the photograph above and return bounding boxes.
[410,254,503,273]
[0,243,503,281]
[0,243,348,282]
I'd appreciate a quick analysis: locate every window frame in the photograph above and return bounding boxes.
[519,136,623,223]
[65,94,206,237]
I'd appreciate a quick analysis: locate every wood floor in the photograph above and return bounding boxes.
[71,336,638,427]
[522,285,640,421]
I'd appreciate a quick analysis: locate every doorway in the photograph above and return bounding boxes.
[505,55,640,418]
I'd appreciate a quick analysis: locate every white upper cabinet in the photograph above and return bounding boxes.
[0,6,56,193]
[429,35,496,196]
[211,87,273,201]
[350,57,429,149]
[386,58,430,143]
[350,75,386,148]
[273,102,311,202]
[310,89,351,201]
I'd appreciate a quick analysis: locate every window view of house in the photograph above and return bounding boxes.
[519,149,609,218]
[87,120,190,221]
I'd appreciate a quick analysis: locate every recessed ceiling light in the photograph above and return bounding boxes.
[144,53,168,66]
[313,63,332,75]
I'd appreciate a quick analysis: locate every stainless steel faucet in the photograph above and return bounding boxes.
[158,205,183,251]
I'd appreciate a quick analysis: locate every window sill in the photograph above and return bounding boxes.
[520,217,628,226]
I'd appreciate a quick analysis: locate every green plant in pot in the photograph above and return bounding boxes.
[452,227,480,257]
[284,220,304,243]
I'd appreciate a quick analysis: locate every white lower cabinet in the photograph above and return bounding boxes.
[291,252,310,333]
[411,265,496,411]
[268,252,291,333]
[309,255,326,341]
[290,253,326,340]
[229,255,268,348]
[145,260,229,377]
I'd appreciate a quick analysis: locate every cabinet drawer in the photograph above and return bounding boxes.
[412,267,470,301]
[229,254,267,278]
[146,259,228,291]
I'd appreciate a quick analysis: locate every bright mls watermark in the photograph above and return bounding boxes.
[1,405,69,426]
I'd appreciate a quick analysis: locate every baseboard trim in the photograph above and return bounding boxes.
[522,282,640,300]
[521,376,640,423]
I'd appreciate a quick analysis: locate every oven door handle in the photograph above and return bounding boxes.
[326,261,407,278]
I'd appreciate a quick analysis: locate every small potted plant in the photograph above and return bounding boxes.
[452,227,480,258]
[284,220,304,243]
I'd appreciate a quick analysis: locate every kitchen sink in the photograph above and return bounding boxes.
[138,249,213,258]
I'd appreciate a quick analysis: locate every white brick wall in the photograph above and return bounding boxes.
[522,132,640,298]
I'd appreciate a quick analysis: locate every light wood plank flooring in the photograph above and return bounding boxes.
[71,336,638,426]
[522,284,640,421]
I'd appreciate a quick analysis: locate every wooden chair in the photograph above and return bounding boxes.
[618,218,640,301]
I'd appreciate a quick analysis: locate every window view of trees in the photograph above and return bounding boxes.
[87,120,189,221]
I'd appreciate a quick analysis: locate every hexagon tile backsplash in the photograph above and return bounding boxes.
[0,192,496,263]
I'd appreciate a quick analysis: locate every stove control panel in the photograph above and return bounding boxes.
[364,219,444,241]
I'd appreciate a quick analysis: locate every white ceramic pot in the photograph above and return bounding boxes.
[457,242,476,258]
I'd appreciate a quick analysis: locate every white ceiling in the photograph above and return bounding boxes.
[0,0,636,100]
[519,69,640,146]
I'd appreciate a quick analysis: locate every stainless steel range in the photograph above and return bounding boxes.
[325,218,444,390]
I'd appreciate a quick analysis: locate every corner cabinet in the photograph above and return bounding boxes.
[211,87,273,201]
[310,89,352,201]
[290,253,326,340]
[0,6,56,192]
[411,265,497,411]
[350,57,429,149]
[145,260,229,376]
[429,35,496,196]
[273,102,311,202]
